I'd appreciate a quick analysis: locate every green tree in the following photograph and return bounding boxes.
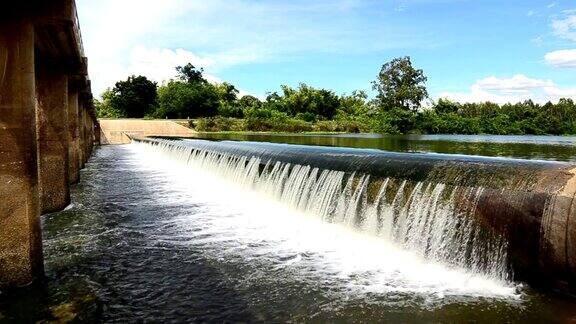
[238,95,262,110]
[157,80,219,119]
[156,64,221,118]
[94,89,123,118]
[434,98,460,114]
[216,82,239,103]
[372,56,428,112]
[109,75,157,118]
[337,90,369,117]
[269,83,340,119]
[176,63,206,84]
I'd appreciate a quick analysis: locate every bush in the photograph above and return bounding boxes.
[194,117,244,132]
[244,117,313,132]
[314,120,362,133]
[218,103,244,118]
[296,112,317,123]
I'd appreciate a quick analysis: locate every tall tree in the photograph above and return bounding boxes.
[94,89,122,118]
[176,63,206,84]
[238,95,262,109]
[372,56,428,112]
[110,75,157,118]
[157,81,219,119]
[155,64,221,118]
[216,82,239,103]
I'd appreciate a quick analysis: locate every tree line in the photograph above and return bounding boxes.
[95,57,576,135]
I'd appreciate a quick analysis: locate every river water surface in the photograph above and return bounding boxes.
[1,134,576,323]
[193,133,576,162]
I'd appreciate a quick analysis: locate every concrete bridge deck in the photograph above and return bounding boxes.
[0,0,98,288]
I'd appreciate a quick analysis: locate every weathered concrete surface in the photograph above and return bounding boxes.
[99,119,196,144]
[36,66,70,213]
[78,104,86,168]
[0,0,98,288]
[67,91,80,183]
[85,107,94,160]
[539,167,576,293]
[0,20,44,288]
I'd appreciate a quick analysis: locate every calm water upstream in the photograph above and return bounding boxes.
[192,133,576,162]
[1,135,576,323]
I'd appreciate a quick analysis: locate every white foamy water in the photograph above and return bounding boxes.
[127,140,522,301]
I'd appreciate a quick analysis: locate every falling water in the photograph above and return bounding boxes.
[132,138,511,282]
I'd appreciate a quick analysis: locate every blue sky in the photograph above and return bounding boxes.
[78,0,576,103]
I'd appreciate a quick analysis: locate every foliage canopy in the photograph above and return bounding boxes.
[372,56,428,112]
[95,58,576,135]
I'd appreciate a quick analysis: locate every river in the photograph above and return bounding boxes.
[192,133,576,162]
[1,134,575,323]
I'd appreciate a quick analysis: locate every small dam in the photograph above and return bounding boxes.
[133,136,576,294]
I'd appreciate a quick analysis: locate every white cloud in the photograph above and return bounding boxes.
[86,46,216,95]
[544,85,576,97]
[127,47,215,83]
[475,75,553,93]
[77,0,444,96]
[552,13,576,41]
[439,75,576,104]
[531,35,544,45]
[87,45,258,98]
[77,0,185,95]
[545,49,576,68]
[77,0,258,96]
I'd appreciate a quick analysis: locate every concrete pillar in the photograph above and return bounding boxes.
[94,121,101,145]
[85,115,91,157]
[88,116,95,155]
[82,107,88,164]
[0,20,44,288]
[36,65,70,213]
[78,103,85,168]
[67,90,80,183]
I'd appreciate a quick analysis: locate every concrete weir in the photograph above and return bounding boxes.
[135,137,576,294]
[0,1,98,288]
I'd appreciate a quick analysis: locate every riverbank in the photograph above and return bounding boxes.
[188,97,576,136]
[191,116,364,133]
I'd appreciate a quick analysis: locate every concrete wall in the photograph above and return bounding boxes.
[0,19,44,288]
[36,66,71,213]
[0,0,97,288]
[99,119,196,145]
[68,91,81,184]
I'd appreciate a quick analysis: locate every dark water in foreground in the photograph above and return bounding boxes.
[193,133,576,162]
[1,139,576,322]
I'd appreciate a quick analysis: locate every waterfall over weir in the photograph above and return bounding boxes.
[131,137,576,293]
